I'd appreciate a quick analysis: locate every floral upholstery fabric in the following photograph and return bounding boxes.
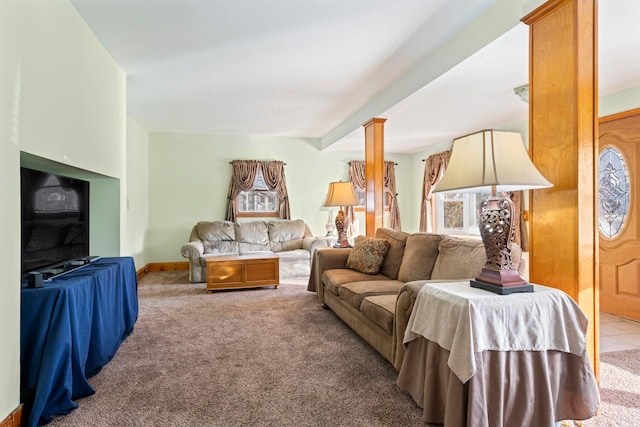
[346,236,390,275]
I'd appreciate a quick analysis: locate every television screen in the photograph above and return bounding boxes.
[21,167,90,276]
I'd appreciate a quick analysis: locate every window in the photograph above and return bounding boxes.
[226,160,289,222]
[435,192,491,235]
[598,146,630,239]
[236,169,279,217]
[353,187,391,212]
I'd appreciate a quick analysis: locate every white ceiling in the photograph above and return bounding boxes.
[70,0,640,154]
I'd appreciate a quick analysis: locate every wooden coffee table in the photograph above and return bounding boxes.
[205,253,279,292]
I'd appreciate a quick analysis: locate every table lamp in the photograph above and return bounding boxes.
[433,130,552,295]
[323,181,359,247]
[320,195,337,237]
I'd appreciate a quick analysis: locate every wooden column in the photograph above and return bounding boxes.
[362,118,386,236]
[523,0,599,376]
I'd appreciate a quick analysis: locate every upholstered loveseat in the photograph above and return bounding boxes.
[308,227,524,371]
[181,219,326,282]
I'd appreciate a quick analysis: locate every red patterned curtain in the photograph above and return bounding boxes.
[507,191,527,250]
[347,160,401,232]
[261,160,291,220]
[226,160,290,222]
[346,161,365,236]
[226,160,261,222]
[418,152,528,248]
[383,161,401,230]
[419,151,451,232]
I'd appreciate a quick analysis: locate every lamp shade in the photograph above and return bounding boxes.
[323,181,359,207]
[320,194,336,210]
[434,130,552,194]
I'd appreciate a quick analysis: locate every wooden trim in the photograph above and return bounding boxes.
[353,206,391,213]
[600,107,640,124]
[363,118,386,236]
[525,0,599,379]
[521,0,571,24]
[148,262,189,272]
[136,265,149,281]
[236,212,279,218]
[136,262,189,281]
[0,405,23,427]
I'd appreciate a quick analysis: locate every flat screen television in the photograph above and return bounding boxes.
[21,167,90,276]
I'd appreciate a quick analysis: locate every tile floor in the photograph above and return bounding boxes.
[600,312,640,353]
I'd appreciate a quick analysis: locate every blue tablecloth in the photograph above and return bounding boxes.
[20,257,139,427]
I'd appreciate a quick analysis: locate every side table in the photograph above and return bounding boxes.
[205,253,279,292]
[397,281,600,426]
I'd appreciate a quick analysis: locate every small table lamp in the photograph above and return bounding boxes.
[323,181,360,247]
[320,195,337,237]
[433,130,552,295]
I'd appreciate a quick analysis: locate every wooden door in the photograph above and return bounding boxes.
[599,110,640,321]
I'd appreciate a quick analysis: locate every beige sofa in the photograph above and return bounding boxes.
[308,228,524,371]
[181,219,326,282]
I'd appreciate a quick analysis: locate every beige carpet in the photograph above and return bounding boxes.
[49,271,640,426]
[50,271,425,426]
[581,348,640,426]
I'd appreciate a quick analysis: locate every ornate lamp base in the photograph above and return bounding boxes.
[475,196,533,295]
[334,209,351,247]
[471,278,534,295]
[325,210,336,237]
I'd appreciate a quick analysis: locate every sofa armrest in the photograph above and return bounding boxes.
[393,280,429,371]
[181,241,204,261]
[312,248,351,303]
[302,236,328,254]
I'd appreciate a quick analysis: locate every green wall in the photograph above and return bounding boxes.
[147,131,415,262]
[600,85,640,118]
[0,0,128,418]
[125,118,150,268]
[0,0,21,416]
[147,80,640,265]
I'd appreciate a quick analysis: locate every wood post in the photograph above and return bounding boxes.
[523,0,599,377]
[362,118,386,236]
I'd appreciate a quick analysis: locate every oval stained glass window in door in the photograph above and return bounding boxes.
[598,146,630,238]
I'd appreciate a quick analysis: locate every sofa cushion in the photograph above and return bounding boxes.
[274,249,310,261]
[268,219,305,252]
[322,269,388,296]
[430,236,486,280]
[397,233,442,282]
[375,228,410,280]
[337,280,404,310]
[346,235,390,274]
[235,221,270,252]
[202,240,239,255]
[361,295,397,334]
[196,221,235,241]
[198,252,240,267]
[324,280,340,296]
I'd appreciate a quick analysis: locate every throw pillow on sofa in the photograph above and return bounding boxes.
[235,221,270,252]
[430,236,486,280]
[375,228,410,280]
[346,235,390,275]
[196,220,236,241]
[268,219,305,252]
[397,233,442,282]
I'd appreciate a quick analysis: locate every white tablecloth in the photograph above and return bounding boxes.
[403,280,589,383]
